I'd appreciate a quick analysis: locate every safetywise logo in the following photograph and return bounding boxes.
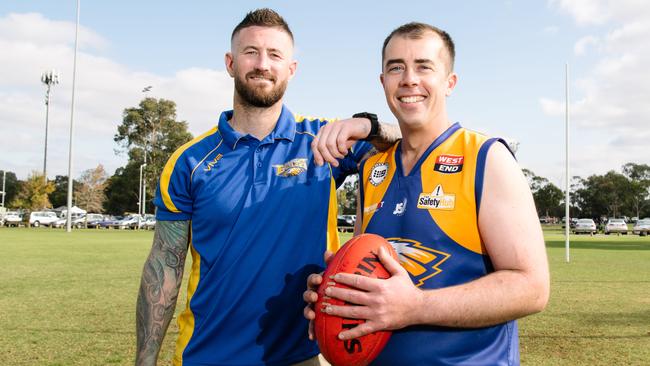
[434,154,464,174]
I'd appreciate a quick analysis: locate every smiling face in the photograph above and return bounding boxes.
[226,25,297,108]
[380,31,457,131]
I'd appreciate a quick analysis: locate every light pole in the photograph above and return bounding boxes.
[41,69,60,181]
[65,0,80,233]
[141,86,152,217]
[139,163,147,216]
[0,170,5,207]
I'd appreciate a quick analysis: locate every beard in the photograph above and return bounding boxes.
[234,70,288,108]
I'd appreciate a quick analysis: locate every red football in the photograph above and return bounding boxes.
[314,234,398,366]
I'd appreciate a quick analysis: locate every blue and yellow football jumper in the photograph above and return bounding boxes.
[153,105,371,366]
[360,122,519,366]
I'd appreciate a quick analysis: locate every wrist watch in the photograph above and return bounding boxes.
[353,112,380,141]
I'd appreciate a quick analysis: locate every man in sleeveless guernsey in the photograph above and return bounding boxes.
[304,23,550,365]
[135,9,400,366]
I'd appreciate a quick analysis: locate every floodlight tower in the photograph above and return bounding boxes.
[140,86,152,216]
[41,69,60,180]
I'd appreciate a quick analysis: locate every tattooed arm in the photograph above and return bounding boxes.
[135,220,190,366]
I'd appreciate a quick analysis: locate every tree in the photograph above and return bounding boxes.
[575,171,635,218]
[114,97,193,203]
[48,175,82,208]
[11,171,55,210]
[75,164,108,213]
[522,169,563,218]
[622,163,650,218]
[0,170,20,208]
[104,165,137,215]
[337,175,359,215]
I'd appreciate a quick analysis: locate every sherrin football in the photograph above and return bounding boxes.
[314,234,398,366]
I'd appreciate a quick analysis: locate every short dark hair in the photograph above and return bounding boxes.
[382,22,455,72]
[231,8,294,43]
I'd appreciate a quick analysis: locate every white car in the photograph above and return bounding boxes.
[604,218,628,235]
[632,219,650,236]
[2,212,23,227]
[573,218,597,235]
[29,211,59,227]
[116,214,142,229]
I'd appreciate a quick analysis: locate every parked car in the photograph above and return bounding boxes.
[573,218,597,235]
[2,211,23,227]
[52,217,67,228]
[337,215,355,232]
[141,214,156,230]
[115,214,142,230]
[86,215,109,229]
[76,213,103,229]
[29,211,59,227]
[632,219,650,236]
[604,218,628,235]
[96,216,122,229]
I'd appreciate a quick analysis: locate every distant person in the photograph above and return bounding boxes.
[304,22,549,365]
[134,8,399,366]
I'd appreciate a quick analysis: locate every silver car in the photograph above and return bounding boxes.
[632,219,650,236]
[604,218,628,235]
[573,218,597,235]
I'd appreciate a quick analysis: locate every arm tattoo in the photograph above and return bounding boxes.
[370,122,401,152]
[135,220,190,366]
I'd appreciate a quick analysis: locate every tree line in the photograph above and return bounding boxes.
[3,97,649,220]
[2,98,192,215]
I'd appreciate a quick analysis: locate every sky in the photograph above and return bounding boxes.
[1,0,649,187]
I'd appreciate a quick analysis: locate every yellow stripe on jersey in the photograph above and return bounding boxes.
[420,128,489,254]
[361,144,398,233]
[190,137,223,180]
[293,114,338,123]
[160,127,218,213]
[326,174,341,253]
[174,234,201,366]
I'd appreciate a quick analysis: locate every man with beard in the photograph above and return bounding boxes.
[135,8,399,366]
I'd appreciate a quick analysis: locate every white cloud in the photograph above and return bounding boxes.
[574,35,599,55]
[540,0,650,180]
[549,0,650,26]
[0,13,232,180]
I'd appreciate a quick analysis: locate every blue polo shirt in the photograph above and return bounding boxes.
[153,105,371,366]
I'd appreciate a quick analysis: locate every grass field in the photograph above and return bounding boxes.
[1,227,649,365]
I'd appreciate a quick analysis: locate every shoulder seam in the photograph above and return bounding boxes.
[159,126,219,213]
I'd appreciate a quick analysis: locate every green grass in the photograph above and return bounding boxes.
[1,227,649,365]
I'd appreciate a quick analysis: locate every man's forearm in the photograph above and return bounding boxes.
[135,220,190,366]
[370,122,401,152]
[414,268,548,328]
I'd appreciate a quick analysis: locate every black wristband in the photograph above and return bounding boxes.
[353,112,379,141]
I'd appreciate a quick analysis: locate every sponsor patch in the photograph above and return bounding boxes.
[369,163,389,186]
[417,184,455,210]
[434,154,464,174]
[203,153,223,172]
[364,201,384,214]
[393,198,407,216]
[273,158,308,177]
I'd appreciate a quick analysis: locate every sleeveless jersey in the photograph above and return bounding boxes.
[360,122,519,366]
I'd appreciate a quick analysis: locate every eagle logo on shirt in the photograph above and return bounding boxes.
[387,238,451,287]
[273,158,308,177]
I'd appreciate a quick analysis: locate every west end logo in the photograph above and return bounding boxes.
[203,153,223,172]
[417,184,455,210]
[434,154,464,174]
[273,158,308,177]
[369,162,389,186]
[387,238,451,287]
